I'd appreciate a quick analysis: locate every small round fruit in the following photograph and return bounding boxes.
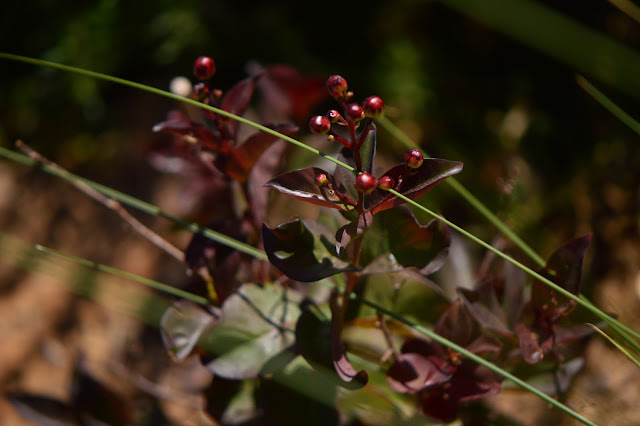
[326,109,341,123]
[346,103,365,122]
[404,149,424,169]
[192,82,209,101]
[309,115,332,135]
[326,75,348,98]
[363,96,384,118]
[193,56,216,81]
[315,173,329,187]
[355,172,377,194]
[377,175,395,191]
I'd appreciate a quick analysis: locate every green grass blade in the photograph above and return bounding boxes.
[34,243,209,305]
[576,75,640,137]
[388,188,640,345]
[437,0,640,99]
[588,323,640,369]
[377,115,547,267]
[0,146,267,261]
[0,52,354,173]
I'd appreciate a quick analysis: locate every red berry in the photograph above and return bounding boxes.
[309,115,332,135]
[346,103,365,122]
[355,172,377,194]
[326,75,348,98]
[315,173,329,187]
[192,82,209,101]
[193,56,216,81]
[377,175,395,191]
[326,109,341,123]
[404,149,424,169]
[363,96,384,118]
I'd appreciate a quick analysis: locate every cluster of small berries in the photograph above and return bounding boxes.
[309,75,384,137]
[353,148,423,194]
[191,56,223,102]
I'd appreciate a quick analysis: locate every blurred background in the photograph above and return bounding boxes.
[1,0,640,424]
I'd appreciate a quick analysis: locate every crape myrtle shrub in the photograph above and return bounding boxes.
[150,57,595,424]
[6,56,595,425]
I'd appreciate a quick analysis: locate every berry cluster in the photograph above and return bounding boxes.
[190,56,223,103]
[309,75,426,196]
[309,75,384,139]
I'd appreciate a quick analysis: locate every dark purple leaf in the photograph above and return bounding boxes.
[262,217,359,282]
[225,123,299,183]
[381,206,451,274]
[335,211,373,257]
[184,222,248,303]
[434,300,477,347]
[387,353,452,394]
[457,285,514,338]
[330,297,368,390]
[160,300,218,362]
[370,159,463,214]
[265,167,353,211]
[451,361,503,402]
[152,118,225,151]
[531,234,592,321]
[248,139,289,225]
[295,302,333,367]
[515,322,544,364]
[258,64,328,123]
[221,76,256,139]
[546,233,592,294]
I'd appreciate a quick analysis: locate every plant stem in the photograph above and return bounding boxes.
[16,140,186,264]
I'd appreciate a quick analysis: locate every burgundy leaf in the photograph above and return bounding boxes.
[152,118,225,151]
[225,123,299,183]
[545,233,592,295]
[262,217,359,282]
[447,360,503,402]
[458,285,514,338]
[221,76,256,139]
[381,206,451,274]
[531,234,592,320]
[370,159,463,214]
[434,300,477,347]
[335,211,373,257]
[258,64,328,123]
[387,353,452,394]
[330,296,368,390]
[248,139,289,225]
[515,322,544,364]
[265,167,353,211]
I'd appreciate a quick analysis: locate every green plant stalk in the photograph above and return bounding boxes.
[389,188,640,346]
[0,146,267,262]
[0,53,354,174]
[576,75,640,137]
[436,0,640,99]
[377,115,547,267]
[588,323,640,369]
[34,244,209,305]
